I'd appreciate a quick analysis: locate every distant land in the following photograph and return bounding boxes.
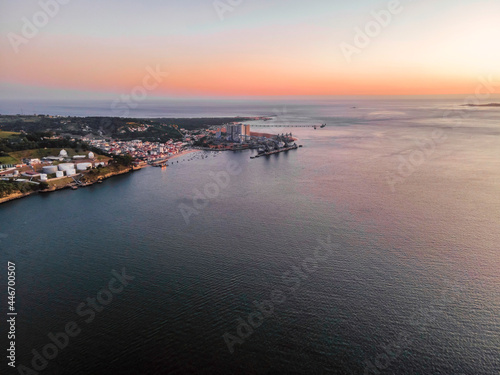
[0,115,260,142]
[0,114,277,204]
[462,103,500,107]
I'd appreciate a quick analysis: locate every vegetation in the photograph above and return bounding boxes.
[47,177,73,189]
[80,163,130,184]
[0,115,253,142]
[0,127,110,166]
[112,154,134,167]
[0,155,19,165]
[0,148,109,166]
[192,136,209,147]
[0,131,105,164]
[0,131,20,139]
[0,180,43,198]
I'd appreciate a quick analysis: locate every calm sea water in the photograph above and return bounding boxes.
[1,98,499,374]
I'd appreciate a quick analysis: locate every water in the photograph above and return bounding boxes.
[1,98,499,374]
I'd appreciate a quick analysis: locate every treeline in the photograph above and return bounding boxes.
[0,180,48,198]
[1,115,252,140]
[112,154,134,166]
[154,117,251,130]
[0,132,103,157]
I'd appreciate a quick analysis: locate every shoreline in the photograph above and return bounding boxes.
[0,166,135,205]
[0,191,35,204]
[0,149,210,204]
[148,149,199,166]
[0,138,299,204]
[167,149,199,160]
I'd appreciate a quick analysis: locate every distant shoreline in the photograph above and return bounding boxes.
[0,165,135,205]
[462,103,500,107]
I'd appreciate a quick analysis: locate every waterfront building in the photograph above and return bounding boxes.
[243,124,251,140]
[226,124,243,142]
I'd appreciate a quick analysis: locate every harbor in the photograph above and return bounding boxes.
[251,144,301,158]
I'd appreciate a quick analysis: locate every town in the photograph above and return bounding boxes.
[0,119,301,203]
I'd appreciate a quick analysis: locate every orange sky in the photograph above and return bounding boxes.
[0,0,499,99]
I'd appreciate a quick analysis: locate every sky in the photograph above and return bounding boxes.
[0,0,499,100]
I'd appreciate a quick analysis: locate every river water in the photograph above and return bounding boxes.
[0,98,499,374]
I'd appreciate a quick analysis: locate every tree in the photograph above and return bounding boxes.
[113,154,133,166]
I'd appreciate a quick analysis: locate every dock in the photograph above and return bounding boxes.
[250,124,324,128]
[251,145,299,159]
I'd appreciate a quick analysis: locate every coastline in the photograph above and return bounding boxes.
[167,149,199,160]
[0,191,35,204]
[0,165,135,205]
[79,164,133,186]
[1,133,298,205]
[1,149,219,205]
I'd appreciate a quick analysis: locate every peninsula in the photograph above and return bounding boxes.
[462,103,500,107]
[0,114,300,204]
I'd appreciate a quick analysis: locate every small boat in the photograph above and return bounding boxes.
[320,124,326,128]
[71,185,78,190]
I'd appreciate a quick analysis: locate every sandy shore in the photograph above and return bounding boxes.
[0,191,34,204]
[166,149,200,160]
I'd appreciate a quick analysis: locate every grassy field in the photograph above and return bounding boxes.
[1,147,110,166]
[0,131,21,139]
[1,149,75,165]
[0,155,19,165]
[3,148,110,163]
[9,148,79,160]
[48,177,74,188]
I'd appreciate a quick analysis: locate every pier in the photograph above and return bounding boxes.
[250,124,322,128]
[251,145,299,159]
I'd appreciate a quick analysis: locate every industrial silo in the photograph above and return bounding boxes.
[58,163,75,171]
[76,163,92,171]
[42,165,58,174]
